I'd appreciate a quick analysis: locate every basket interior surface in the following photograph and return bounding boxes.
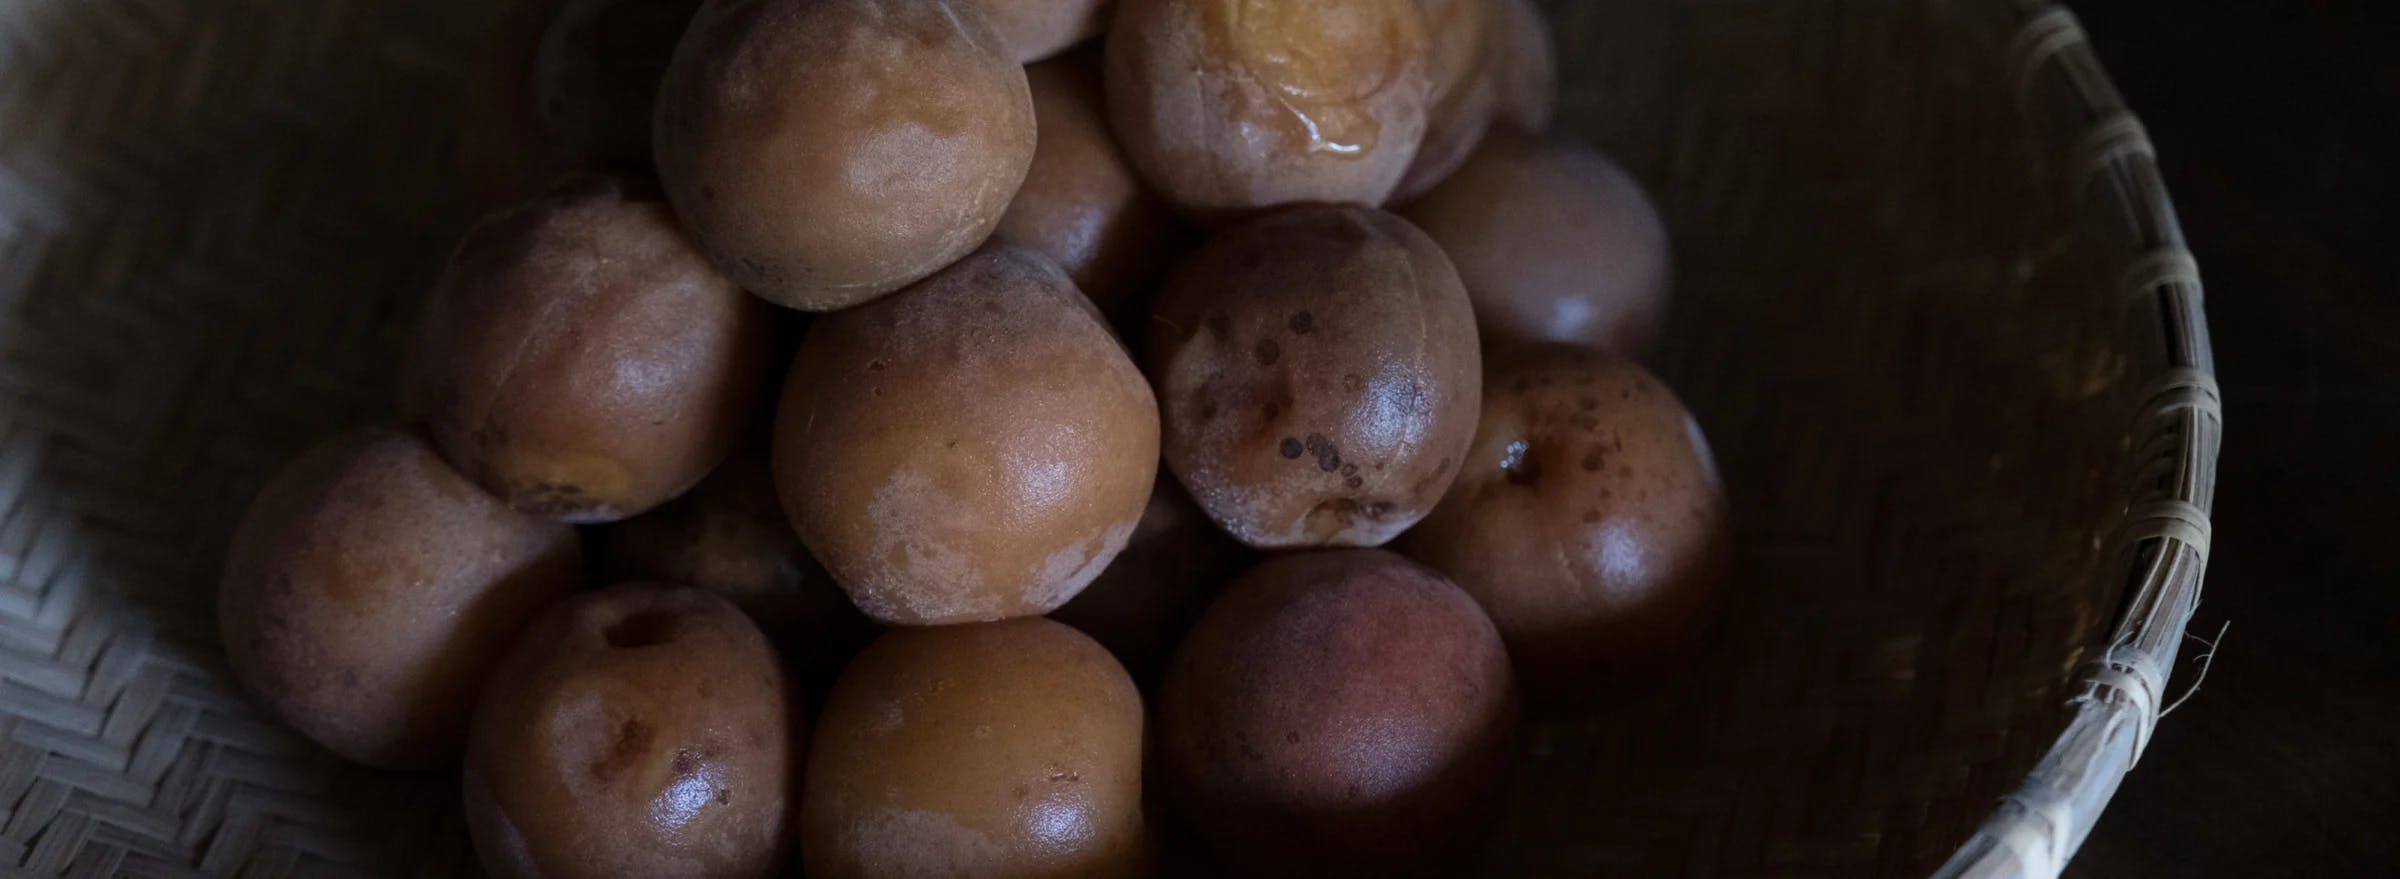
[0,0,2149,876]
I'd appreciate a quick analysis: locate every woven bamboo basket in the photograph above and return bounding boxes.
[0,0,2218,876]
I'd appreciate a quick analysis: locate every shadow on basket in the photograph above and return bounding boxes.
[0,0,2203,876]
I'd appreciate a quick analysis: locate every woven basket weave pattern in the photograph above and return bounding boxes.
[0,0,2214,876]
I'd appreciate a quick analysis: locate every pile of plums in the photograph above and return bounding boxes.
[219,0,1729,875]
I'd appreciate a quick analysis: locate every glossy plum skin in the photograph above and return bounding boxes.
[1158,550,1517,877]
[1401,345,1729,685]
[1403,131,1672,358]
[653,0,1036,310]
[1105,0,1434,218]
[800,619,1146,878]
[463,584,797,879]
[1147,205,1480,549]
[405,175,773,523]
[773,244,1158,626]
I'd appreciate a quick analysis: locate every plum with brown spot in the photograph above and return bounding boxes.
[464,584,795,879]
[404,175,774,523]
[1147,205,1480,549]
[1401,344,1730,688]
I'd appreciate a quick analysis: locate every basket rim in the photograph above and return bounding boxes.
[0,1,2220,875]
[1934,3,2221,877]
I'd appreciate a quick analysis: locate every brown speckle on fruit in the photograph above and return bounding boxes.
[467,585,789,876]
[1402,345,1727,685]
[1147,206,1476,548]
[592,718,653,782]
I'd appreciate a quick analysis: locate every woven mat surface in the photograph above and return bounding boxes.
[0,1,2146,876]
[2,2,492,875]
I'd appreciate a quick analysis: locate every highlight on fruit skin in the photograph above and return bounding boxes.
[801,618,1146,879]
[1403,130,1672,359]
[1147,204,1481,549]
[1399,343,1731,688]
[462,583,796,879]
[403,175,773,524]
[1104,0,1436,219]
[773,243,1159,627]
[652,0,1037,310]
[213,0,1766,872]
[1158,549,1518,877]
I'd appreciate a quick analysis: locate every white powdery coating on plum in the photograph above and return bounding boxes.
[870,698,907,736]
[1184,475,1292,547]
[858,469,995,622]
[843,808,1007,875]
[1028,520,1137,612]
